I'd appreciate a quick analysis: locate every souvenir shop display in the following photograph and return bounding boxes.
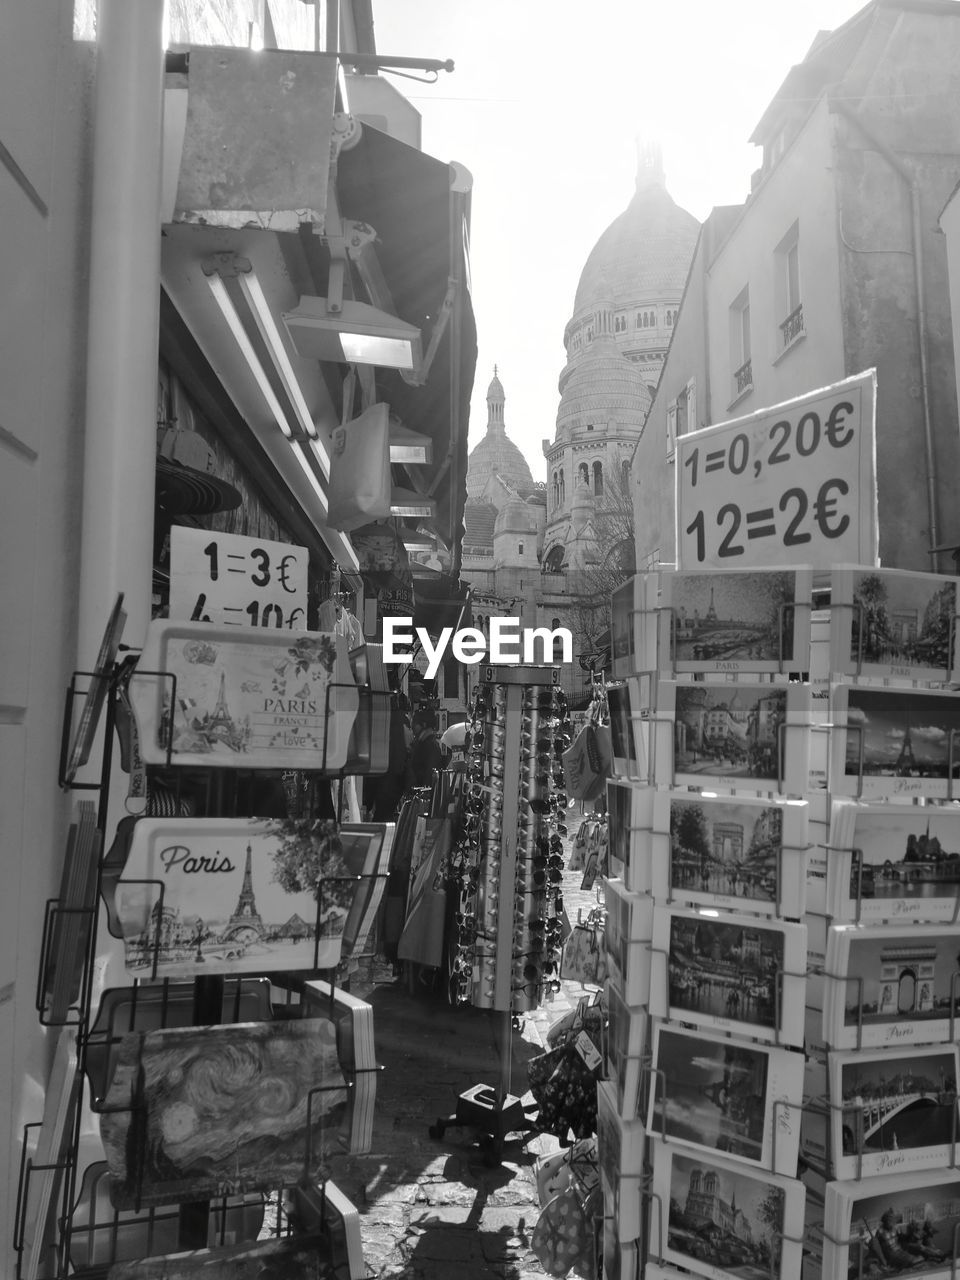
[449,667,571,1014]
[83,979,275,1108]
[99,1019,348,1208]
[18,594,384,1278]
[600,558,960,1280]
[112,818,360,977]
[433,665,571,1160]
[127,622,359,771]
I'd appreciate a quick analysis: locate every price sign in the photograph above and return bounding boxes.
[169,528,308,629]
[675,371,877,570]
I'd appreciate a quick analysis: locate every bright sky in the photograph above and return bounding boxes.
[370,1,867,480]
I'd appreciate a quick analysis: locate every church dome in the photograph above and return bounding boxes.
[555,339,652,432]
[466,368,534,500]
[573,168,699,315]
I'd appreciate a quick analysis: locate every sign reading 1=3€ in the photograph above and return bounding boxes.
[168,527,308,629]
[675,369,878,570]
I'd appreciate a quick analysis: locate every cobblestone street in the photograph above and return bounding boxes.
[327,845,602,1278]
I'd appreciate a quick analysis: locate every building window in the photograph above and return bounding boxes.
[552,470,559,508]
[775,221,804,349]
[593,461,603,495]
[666,309,674,327]
[586,423,594,431]
[518,542,524,556]
[621,460,630,492]
[552,617,561,629]
[729,287,752,399]
[578,462,589,485]
[636,313,642,328]
[559,469,565,504]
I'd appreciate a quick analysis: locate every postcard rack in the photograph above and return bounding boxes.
[600,563,960,1280]
[17,610,380,1279]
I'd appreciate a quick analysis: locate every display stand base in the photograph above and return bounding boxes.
[428,1083,538,1167]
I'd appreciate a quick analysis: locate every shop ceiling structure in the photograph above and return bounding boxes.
[159,44,476,574]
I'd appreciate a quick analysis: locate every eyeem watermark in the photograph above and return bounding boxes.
[382,617,573,679]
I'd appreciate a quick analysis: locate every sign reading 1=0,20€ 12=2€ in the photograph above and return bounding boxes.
[674,370,878,571]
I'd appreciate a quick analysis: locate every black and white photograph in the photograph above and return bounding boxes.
[832,1046,960,1179]
[824,1170,960,1280]
[16,0,960,1273]
[655,792,807,917]
[658,681,808,795]
[647,1024,803,1174]
[828,800,960,924]
[823,922,960,1050]
[660,569,811,674]
[653,1143,804,1280]
[649,907,807,1047]
[831,685,960,800]
[830,566,959,682]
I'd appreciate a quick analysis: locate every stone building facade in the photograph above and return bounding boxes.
[459,153,698,704]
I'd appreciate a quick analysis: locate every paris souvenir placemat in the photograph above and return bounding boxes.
[128,622,358,770]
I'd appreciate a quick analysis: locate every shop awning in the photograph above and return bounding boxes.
[337,125,478,570]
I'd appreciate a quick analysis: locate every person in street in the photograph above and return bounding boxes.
[406,712,445,789]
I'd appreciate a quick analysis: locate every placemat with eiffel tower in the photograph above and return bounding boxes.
[128,623,359,771]
[113,818,364,977]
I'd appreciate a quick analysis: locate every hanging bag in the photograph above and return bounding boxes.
[559,917,607,986]
[562,723,610,802]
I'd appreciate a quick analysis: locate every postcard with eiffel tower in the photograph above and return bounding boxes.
[830,684,960,800]
[113,819,375,977]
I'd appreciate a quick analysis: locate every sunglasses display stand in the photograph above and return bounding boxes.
[430,665,566,1166]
